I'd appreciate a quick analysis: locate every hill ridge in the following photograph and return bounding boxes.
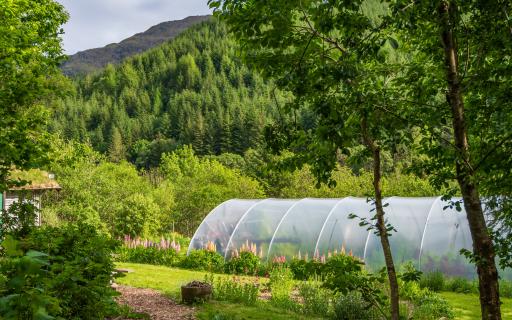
[61,15,212,76]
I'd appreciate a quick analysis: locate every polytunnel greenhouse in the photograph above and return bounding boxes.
[188,197,511,279]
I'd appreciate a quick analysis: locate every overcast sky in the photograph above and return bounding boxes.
[57,0,212,54]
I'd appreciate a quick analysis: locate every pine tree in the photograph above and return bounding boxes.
[108,127,126,163]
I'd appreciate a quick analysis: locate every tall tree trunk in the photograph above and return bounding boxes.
[362,116,400,320]
[438,2,502,319]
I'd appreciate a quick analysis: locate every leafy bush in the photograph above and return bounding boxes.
[181,249,224,272]
[289,258,308,280]
[161,147,266,236]
[412,293,454,319]
[289,258,324,280]
[399,279,429,302]
[440,276,512,298]
[0,238,60,319]
[224,251,261,275]
[322,254,366,294]
[0,222,120,319]
[445,277,476,294]
[45,160,173,238]
[399,261,422,283]
[116,246,181,266]
[24,223,120,319]
[332,291,381,320]
[299,280,331,316]
[268,266,298,310]
[0,202,38,238]
[322,254,387,316]
[398,279,454,320]
[206,274,259,306]
[419,271,445,292]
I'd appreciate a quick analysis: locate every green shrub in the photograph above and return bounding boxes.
[398,279,454,320]
[399,261,422,283]
[445,277,476,294]
[289,258,324,280]
[207,274,259,306]
[0,238,61,319]
[224,251,260,275]
[299,279,332,316]
[332,291,381,320]
[399,279,429,302]
[0,202,38,238]
[24,223,120,319]
[322,254,366,294]
[412,293,454,319]
[116,246,181,266]
[289,258,308,280]
[322,254,387,315]
[269,266,298,310]
[181,249,224,272]
[419,271,445,292]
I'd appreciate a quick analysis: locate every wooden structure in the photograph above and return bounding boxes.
[0,170,61,225]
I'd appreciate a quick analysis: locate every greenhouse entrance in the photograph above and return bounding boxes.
[188,197,510,279]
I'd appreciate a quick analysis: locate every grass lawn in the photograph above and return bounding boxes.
[117,263,511,320]
[115,262,266,298]
[197,301,324,320]
[115,262,321,319]
[440,292,512,320]
[116,262,213,298]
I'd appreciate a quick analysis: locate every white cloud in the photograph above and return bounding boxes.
[57,0,212,54]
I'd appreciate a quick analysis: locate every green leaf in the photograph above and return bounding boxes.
[2,235,22,257]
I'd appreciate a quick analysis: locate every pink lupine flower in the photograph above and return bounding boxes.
[272,255,286,264]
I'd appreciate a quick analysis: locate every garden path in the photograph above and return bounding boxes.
[114,284,196,320]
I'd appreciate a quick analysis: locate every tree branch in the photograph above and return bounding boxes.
[473,132,512,172]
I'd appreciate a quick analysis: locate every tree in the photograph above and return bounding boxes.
[0,0,68,191]
[212,1,511,319]
[390,1,512,318]
[160,146,265,235]
[211,1,405,317]
[108,126,126,163]
[52,19,290,165]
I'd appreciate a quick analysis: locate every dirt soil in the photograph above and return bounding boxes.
[113,284,196,320]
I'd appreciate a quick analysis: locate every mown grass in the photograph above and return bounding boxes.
[116,262,212,298]
[115,262,321,319]
[117,262,512,320]
[197,301,324,320]
[439,292,512,320]
[115,263,267,298]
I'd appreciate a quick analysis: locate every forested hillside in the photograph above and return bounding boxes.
[61,15,211,76]
[52,19,290,168]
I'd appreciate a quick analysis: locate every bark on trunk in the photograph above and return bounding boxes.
[361,116,400,320]
[438,2,502,319]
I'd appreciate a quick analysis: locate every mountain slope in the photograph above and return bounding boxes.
[61,15,211,76]
[52,19,291,168]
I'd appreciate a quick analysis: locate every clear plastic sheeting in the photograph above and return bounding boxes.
[188,199,260,255]
[268,198,339,261]
[224,199,296,260]
[188,197,505,278]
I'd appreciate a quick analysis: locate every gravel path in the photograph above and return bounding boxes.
[114,284,196,320]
